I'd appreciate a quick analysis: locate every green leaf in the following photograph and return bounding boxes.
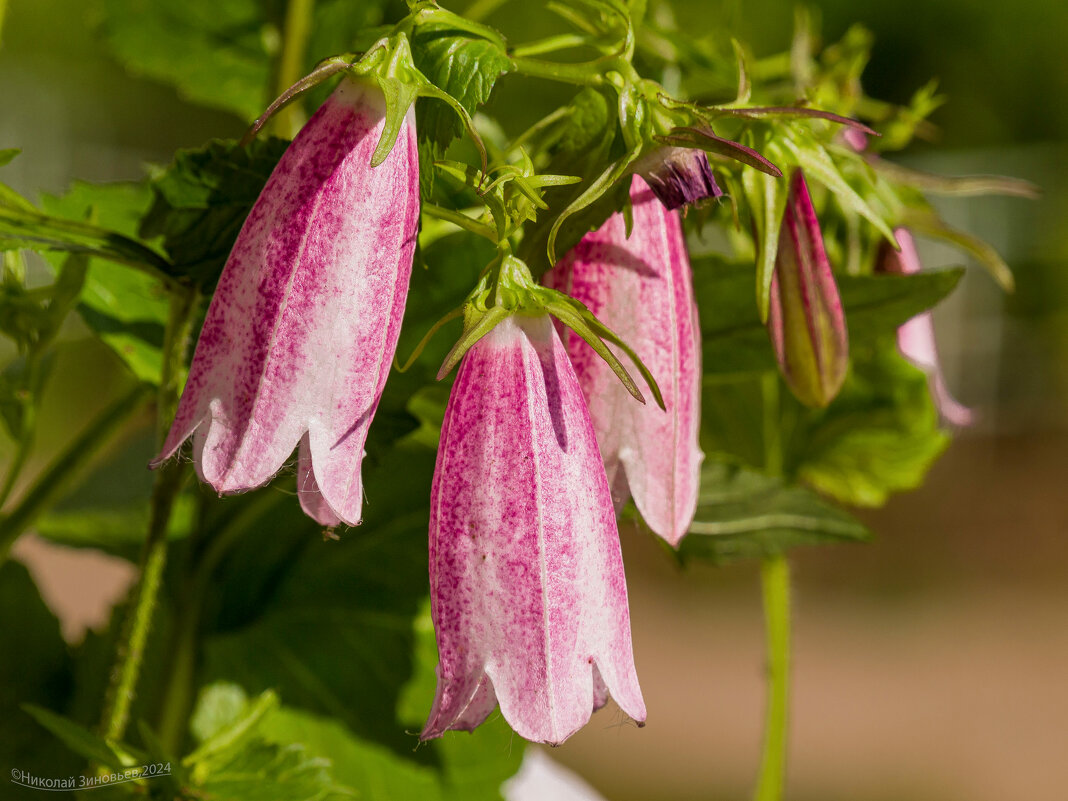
[679,457,871,565]
[0,193,173,282]
[837,267,965,339]
[781,137,897,245]
[791,343,950,507]
[412,32,512,153]
[22,705,128,770]
[140,137,289,287]
[692,257,965,377]
[99,0,276,121]
[39,182,172,383]
[0,562,80,780]
[741,167,787,323]
[0,149,20,168]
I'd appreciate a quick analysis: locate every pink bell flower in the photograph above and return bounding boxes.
[767,170,849,408]
[152,77,420,526]
[544,175,703,546]
[878,228,974,426]
[422,313,646,745]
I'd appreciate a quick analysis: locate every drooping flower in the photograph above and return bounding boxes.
[422,313,646,745]
[544,175,703,546]
[767,169,849,408]
[877,227,974,426]
[152,77,420,526]
[635,148,723,210]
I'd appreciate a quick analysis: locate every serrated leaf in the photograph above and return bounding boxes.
[412,32,512,153]
[141,137,289,286]
[678,458,870,564]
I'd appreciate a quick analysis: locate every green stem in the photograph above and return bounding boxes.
[0,0,8,47]
[0,384,152,563]
[463,0,508,23]
[511,33,588,59]
[510,55,608,86]
[100,287,199,744]
[157,490,280,754]
[273,0,316,139]
[754,553,791,801]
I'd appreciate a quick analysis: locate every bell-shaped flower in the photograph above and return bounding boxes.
[152,77,420,526]
[767,170,849,408]
[878,228,973,426]
[636,148,722,210]
[544,175,703,546]
[422,313,646,745]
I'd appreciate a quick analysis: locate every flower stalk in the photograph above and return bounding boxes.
[100,285,198,745]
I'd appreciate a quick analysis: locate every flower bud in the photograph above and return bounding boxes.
[636,147,722,210]
[877,228,973,426]
[545,175,703,546]
[152,77,420,526]
[767,170,849,408]
[422,314,645,745]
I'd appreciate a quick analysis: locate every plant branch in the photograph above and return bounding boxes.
[273,0,316,138]
[100,286,199,744]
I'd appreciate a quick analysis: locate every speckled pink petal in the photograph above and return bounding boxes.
[878,228,974,427]
[153,77,420,525]
[544,175,703,547]
[422,314,646,745]
[767,170,849,408]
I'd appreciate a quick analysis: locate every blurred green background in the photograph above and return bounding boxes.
[1,0,1066,799]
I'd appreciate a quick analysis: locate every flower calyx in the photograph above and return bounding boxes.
[435,254,664,410]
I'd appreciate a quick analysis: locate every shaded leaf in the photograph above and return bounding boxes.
[140,137,289,287]
[679,457,870,565]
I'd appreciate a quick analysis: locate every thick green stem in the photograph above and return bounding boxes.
[0,384,152,563]
[754,553,791,801]
[273,0,316,139]
[100,287,198,744]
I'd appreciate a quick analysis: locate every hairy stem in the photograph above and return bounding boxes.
[754,553,792,801]
[100,287,198,744]
[273,0,316,139]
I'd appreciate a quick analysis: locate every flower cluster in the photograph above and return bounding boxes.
[155,78,917,745]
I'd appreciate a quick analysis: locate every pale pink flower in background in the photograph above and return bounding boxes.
[878,228,974,426]
[152,78,420,526]
[545,175,703,546]
[768,169,849,408]
[422,314,645,745]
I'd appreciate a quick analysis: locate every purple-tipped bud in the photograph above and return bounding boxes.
[544,175,703,546]
[636,148,722,210]
[152,78,420,527]
[767,170,849,408]
[422,314,646,745]
[877,228,974,427]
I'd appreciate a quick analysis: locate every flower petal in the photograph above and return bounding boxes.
[423,315,645,745]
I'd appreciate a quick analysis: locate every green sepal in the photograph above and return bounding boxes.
[655,127,782,177]
[743,166,789,323]
[356,34,488,172]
